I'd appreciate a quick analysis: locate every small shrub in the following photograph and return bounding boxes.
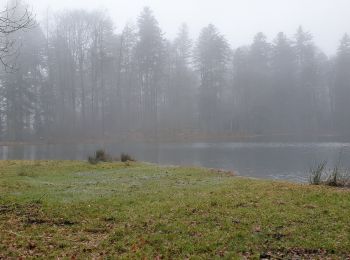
[326,166,339,187]
[88,149,111,164]
[120,153,135,162]
[308,160,350,188]
[309,161,327,185]
[95,149,110,162]
[325,167,350,187]
[88,156,98,165]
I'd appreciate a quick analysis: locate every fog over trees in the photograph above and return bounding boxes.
[1,3,350,141]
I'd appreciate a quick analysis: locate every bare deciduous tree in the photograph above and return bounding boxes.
[0,0,34,70]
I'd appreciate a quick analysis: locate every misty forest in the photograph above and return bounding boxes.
[2,1,350,258]
[1,4,350,142]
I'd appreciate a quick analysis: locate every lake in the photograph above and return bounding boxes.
[1,142,350,182]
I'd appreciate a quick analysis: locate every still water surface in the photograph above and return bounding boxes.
[1,142,350,182]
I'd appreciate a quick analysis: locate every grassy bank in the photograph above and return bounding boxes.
[0,161,349,259]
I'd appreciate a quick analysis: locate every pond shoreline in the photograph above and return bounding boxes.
[1,141,350,183]
[0,161,349,258]
[1,133,350,147]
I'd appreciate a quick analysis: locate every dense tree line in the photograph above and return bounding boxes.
[0,5,350,141]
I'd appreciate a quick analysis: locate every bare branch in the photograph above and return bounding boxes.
[0,0,35,70]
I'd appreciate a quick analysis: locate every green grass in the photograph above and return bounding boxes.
[0,161,349,259]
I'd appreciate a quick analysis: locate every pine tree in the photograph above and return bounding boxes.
[195,24,230,132]
[333,34,350,134]
[248,32,272,133]
[271,32,297,133]
[294,26,319,133]
[165,23,195,131]
[136,7,165,135]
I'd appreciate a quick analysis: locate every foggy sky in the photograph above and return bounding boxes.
[30,0,350,55]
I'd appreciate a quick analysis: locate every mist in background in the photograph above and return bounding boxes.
[1,0,350,142]
[30,0,350,55]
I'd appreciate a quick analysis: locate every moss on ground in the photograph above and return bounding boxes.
[0,161,349,259]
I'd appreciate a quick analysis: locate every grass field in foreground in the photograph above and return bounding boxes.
[0,161,349,259]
